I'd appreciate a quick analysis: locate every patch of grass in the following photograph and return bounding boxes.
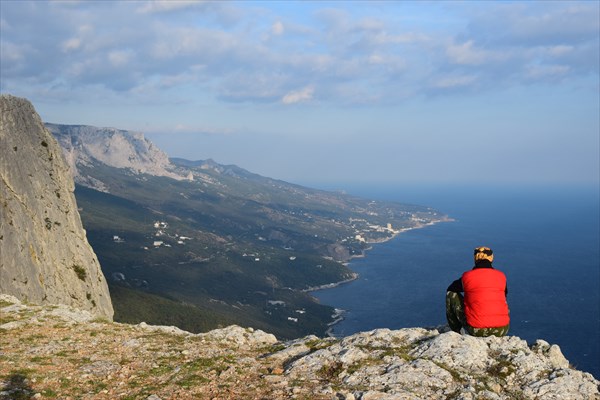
[0,315,17,324]
[149,363,175,376]
[176,373,210,388]
[20,334,46,344]
[41,388,59,398]
[29,356,52,365]
[185,357,217,371]
[432,361,463,382]
[93,382,108,393]
[181,355,234,378]
[305,338,337,352]
[486,357,516,380]
[8,368,35,377]
[0,299,14,307]
[79,357,92,364]
[346,360,369,375]
[356,344,414,362]
[317,361,344,381]
[263,343,286,354]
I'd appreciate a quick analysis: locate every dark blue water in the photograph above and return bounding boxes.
[312,184,599,378]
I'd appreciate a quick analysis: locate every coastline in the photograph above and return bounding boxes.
[325,308,346,337]
[310,216,453,337]
[301,273,359,293]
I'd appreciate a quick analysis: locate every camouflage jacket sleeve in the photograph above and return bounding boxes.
[447,278,463,293]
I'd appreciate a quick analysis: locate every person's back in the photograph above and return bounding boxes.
[446,247,510,337]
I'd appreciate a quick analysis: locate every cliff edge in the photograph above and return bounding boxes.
[1,295,598,400]
[0,94,113,319]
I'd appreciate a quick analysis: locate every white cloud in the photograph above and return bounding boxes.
[368,54,385,65]
[108,50,133,67]
[62,37,82,52]
[446,40,491,65]
[525,64,570,80]
[372,31,430,46]
[431,75,477,89]
[176,124,233,136]
[272,21,284,36]
[1,41,25,63]
[282,86,315,104]
[545,45,574,57]
[137,0,206,14]
[1,0,597,106]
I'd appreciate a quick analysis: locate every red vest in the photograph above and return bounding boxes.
[462,268,509,328]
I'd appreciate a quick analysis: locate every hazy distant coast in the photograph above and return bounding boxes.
[308,215,452,333]
[310,215,452,291]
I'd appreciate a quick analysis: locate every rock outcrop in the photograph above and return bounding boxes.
[45,123,188,192]
[1,295,597,400]
[0,95,113,319]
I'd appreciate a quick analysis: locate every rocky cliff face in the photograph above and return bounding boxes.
[0,95,113,319]
[1,294,598,399]
[45,123,188,192]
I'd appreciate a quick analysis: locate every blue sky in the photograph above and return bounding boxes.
[1,1,598,186]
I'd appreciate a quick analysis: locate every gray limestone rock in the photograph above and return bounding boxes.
[1,295,597,399]
[0,94,113,319]
[45,122,188,191]
[280,328,600,400]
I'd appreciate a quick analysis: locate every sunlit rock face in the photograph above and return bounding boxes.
[0,94,113,320]
[46,122,188,192]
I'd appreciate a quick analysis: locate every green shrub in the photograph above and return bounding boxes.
[72,265,87,281]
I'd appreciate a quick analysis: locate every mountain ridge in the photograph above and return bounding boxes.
[1,95,598,399]
[44,121,448,338]
[46,123,189,191]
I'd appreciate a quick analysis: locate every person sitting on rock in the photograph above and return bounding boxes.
[446,246,510,337]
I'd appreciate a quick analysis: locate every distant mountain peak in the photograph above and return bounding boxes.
[46,123,190,191]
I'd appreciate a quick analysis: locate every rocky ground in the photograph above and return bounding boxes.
[1,294,598,400]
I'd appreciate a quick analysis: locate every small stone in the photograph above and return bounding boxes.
[263,375,283,383]
[488,382,502,393]
[321,386,334,394]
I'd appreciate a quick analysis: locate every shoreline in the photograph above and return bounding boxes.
[324,308,346,337]
[310,216,453,337]
[301,273,359,293]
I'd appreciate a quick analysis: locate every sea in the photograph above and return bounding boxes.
[311,183,599,378]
